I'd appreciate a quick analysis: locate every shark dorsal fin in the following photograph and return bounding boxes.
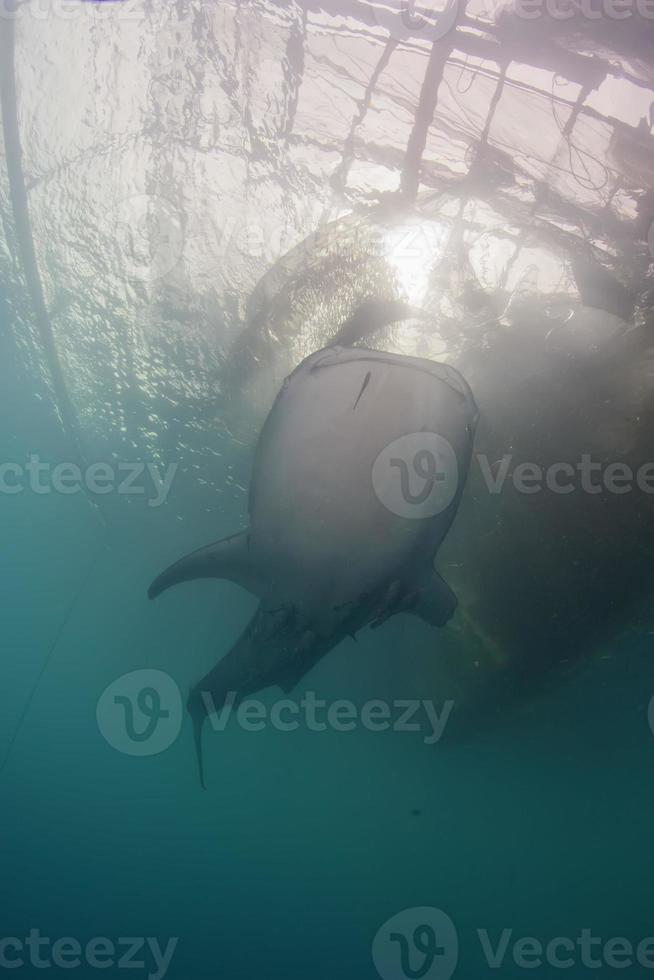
[148,530,260,600]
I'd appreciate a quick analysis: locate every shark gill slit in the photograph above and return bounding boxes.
[353,370,372,409]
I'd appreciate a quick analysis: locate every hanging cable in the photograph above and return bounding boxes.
[0,15,109,780]
[0,17,88,467]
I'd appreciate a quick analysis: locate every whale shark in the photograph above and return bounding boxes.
[149,345,478,785]
[215,202,654,724]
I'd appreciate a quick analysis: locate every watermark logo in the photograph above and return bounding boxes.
[0,0,146,23]
[366,0,460,43]
[648,220,654,260]
[97,682,454,757]
[96,670,183,757]
[373,908,654,974]
[201,692,453,746]
[0,456,178,507]
[513,0,654,23]
[372,433,459,520]
[477,453,654,497]
[372,907,459,980]
[112,194,184,285]
[0,930,177,980]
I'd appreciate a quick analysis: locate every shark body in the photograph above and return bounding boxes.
[149,346,478,784]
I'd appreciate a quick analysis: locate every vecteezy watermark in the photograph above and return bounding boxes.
[513,0,654,22]
[373,907,459,980]
[200,691,453,745]
[0,0,146,23]
[97,670,184,756]
[475,929,654,970]
[0,456,178,507]
[373,907,654,978]
[365,0,461,43]
[0,930,177,980]
[477,453,654,497]
[207,215,448,272]
[648,220,654,259]
[112,194,185,285]
[97,671,455,756]
[372,435,654,516]
[372,432,459,520]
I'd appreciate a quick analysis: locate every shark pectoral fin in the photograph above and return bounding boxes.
[411,569,458,627]
[148,530,261,600]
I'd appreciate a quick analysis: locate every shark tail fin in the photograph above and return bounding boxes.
[189,691,207,790]
[148,530,261,600]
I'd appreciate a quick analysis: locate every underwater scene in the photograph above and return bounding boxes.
[2,1,654,978]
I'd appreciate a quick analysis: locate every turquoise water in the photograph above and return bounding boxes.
[3,4,654,979]
[3,274,654,977]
